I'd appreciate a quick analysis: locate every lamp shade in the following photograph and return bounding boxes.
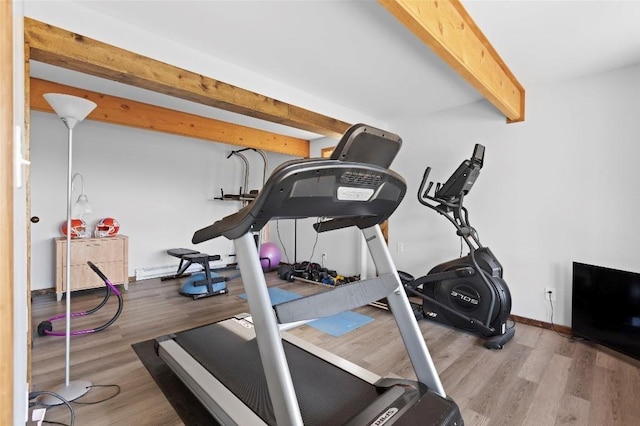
[72,194,92,217]
[70,173,92,217]
[43,93,97,129]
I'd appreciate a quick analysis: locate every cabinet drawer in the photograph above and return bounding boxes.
[59,261,126,291]
[57,238,125,266]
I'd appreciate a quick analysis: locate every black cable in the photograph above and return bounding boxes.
[28,391,75,426]
[30,385,121,425]
[276,218,321,271]
[72,384,121,405]
[276,220,291,265]
[306,217,322,264]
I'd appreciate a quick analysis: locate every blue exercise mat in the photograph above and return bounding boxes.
[308,310,375,337]
[238,288,374,337]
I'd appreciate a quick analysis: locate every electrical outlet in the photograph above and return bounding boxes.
[397,242,404,253]
[544,287,556,301]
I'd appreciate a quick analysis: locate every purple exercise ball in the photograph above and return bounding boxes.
[259,242,282,270]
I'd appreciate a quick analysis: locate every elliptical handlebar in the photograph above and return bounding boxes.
[418,144,485,209]
[417,145,488,251]
[418,168,467,215]
[417,167,434,208]
[417,166,465,213]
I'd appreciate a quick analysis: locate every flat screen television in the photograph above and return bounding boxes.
[572,262,640,360]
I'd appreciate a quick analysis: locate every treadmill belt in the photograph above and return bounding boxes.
[173,321,380,425]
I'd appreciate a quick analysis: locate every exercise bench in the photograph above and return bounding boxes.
[163,248,228,299]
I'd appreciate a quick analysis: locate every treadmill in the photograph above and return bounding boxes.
[155,124,463,425]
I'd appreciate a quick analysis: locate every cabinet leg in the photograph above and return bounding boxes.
[56,292,63,302]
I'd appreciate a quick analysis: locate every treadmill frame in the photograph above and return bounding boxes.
[156,225,445,425]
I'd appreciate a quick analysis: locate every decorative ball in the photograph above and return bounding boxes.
[259,242,282,270]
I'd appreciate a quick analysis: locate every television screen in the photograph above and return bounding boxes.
[572,262,640,360]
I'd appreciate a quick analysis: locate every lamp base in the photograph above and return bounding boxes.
[38,379,92,406]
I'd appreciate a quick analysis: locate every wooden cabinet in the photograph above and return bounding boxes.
[55,235,129,301]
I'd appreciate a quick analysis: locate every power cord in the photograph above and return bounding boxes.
[28,391,75,426]
[548,296,584,342]
[276,218,321,270]
[276,220,291,264]
[72,384,121,404]
[29,384,121,426]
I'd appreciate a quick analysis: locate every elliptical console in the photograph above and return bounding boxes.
[404,144,515,350]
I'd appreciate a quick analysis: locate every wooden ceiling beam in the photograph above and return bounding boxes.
[30,78,310,157]
[24,18,351,138]
[379,0,525,122]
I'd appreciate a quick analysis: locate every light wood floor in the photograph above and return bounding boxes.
[31,272,640,425]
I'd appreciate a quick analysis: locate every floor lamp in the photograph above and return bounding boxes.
[40,93,97,405]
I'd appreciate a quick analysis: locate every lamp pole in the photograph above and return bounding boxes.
[40,94,97,405]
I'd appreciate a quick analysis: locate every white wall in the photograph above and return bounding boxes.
[30,111,298,289]
[30,115,382,289]
[30,119,376,290]
[387,64,640,326]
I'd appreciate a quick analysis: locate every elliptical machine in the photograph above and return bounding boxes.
[403,144,515,349]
